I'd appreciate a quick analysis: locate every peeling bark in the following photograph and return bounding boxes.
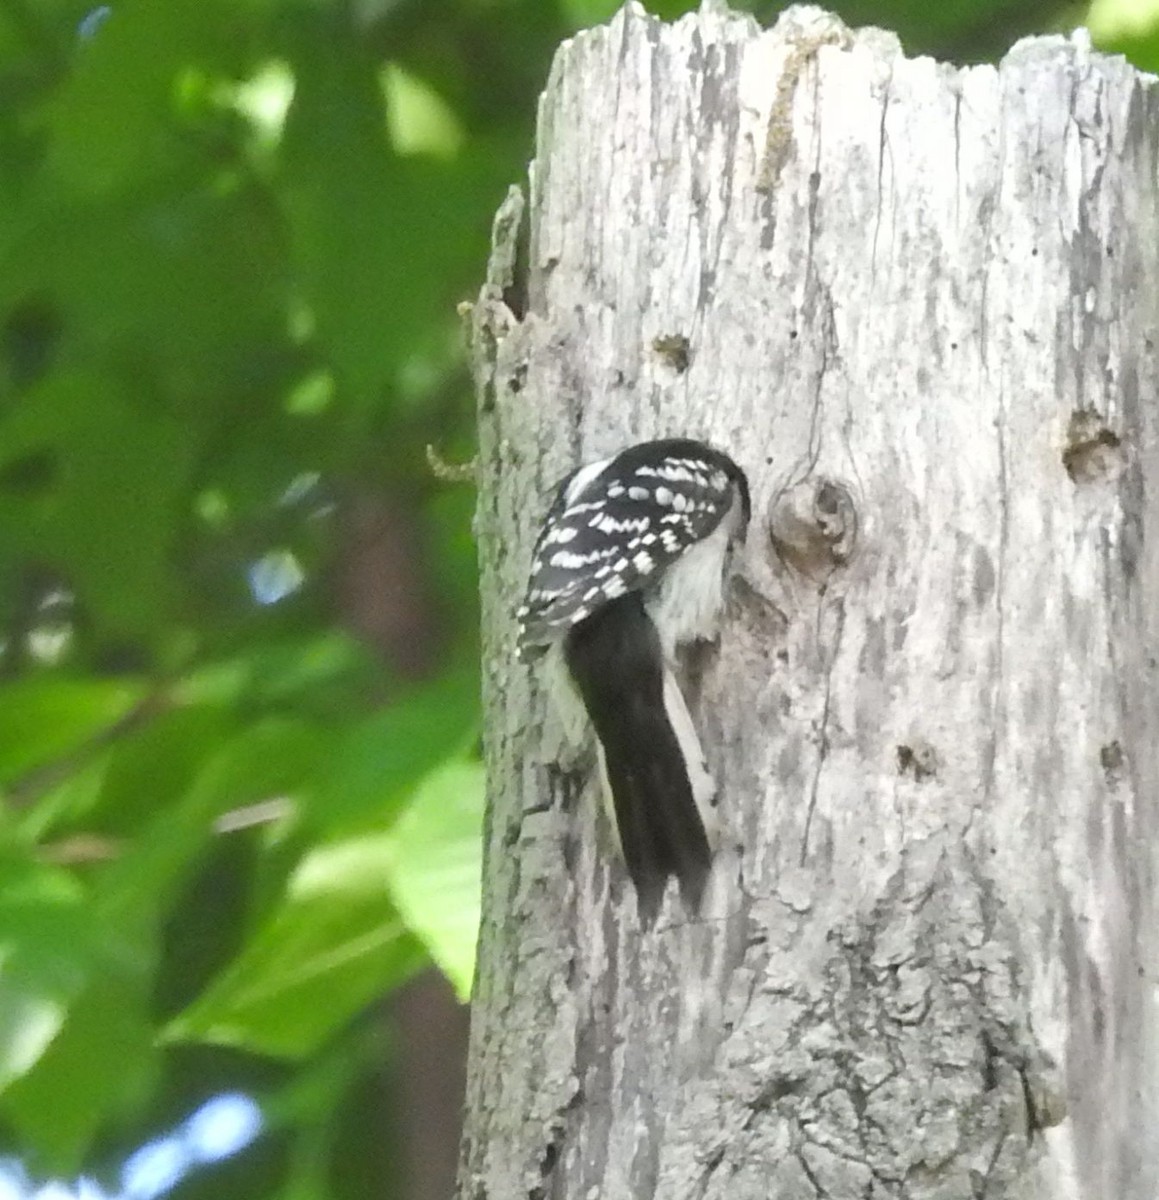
[462,5,1159,1197]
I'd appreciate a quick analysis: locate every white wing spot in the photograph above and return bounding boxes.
[563,458,611,505]
[628,485,649,501]
[654,486,673,505]
[656,463,698,483]
[550,550,601,569]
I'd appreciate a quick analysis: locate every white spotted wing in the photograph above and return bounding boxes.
[517,439,739,650]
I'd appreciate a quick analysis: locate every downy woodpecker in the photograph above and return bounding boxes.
[518,438,750,905]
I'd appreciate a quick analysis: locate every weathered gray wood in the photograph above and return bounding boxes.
[462,5,1159,1197]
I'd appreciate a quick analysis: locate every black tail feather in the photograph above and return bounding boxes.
[564,593,712,908]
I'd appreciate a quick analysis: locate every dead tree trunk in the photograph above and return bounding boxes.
[462,5,1159,1197]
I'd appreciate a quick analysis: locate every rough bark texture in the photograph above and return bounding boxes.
[462,5,1159,1197]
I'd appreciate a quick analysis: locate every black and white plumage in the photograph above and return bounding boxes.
[518,438,750,907]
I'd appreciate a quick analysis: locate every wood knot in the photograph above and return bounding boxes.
[1100,740,1125,787]
[897,742,938,782]
[768,477,858,577]
[651,333,691,373]
[1063,409,1122,483]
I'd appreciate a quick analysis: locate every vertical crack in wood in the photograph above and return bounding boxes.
[800,595,845,864]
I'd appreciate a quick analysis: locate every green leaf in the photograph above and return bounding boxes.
[177,633,378,718]
[0,371,197,636]
[0,857,154,1173]
[163,696,481,1052]
[1,969,155,1174]
[311,668,478,834]
[278,18,500,407]
[279,17,403,402]
[0,677,143,785]
[0,983,64,1097]
[382,64,464,160]
[4,185,290,407]
[167,831,427,1057]
[96,716,333,923]
[1089,0,1159,69]
[12,754,110,844]
[0,863,89,1091]
[825,0,1074,59]
[43,0,245,193]
[560,0,622,28]
[384,759,483,1001]
[86,704,230,836]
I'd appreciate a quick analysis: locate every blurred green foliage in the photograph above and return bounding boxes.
[0,0,1147,1196]
[1088,0,1159,68]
